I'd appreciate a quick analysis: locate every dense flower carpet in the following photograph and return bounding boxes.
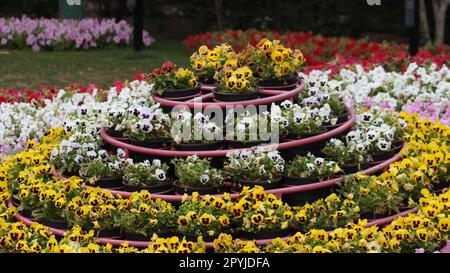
[0,36,449,253]
[0,16,155,52]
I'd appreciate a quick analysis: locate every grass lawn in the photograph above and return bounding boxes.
[0,40,190,90]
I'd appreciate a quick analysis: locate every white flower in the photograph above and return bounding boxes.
[152,159,161,167]
[86,151,97,160]
[154,169,166,181]
[306,163,315,172]
[314,157,325,166]
[267,151,281,162]
[280,100,293,109]
[74,155,84,164]
[356,143,366,152]
[98,150,108,160]
[239,150,252,160]
[377,139,390,151]
[366,130,379,142]
[200,174,210,185]
[117,149,126,159]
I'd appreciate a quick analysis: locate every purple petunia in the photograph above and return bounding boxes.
[0,16,155,51]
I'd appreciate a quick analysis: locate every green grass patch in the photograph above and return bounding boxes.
[0,40,190,90]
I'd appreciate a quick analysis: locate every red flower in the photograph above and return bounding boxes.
[132,72,145,81]
[161,61,175,73]
[114,81,126,93]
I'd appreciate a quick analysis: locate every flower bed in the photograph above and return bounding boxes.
[0,16,155,52]
[0,37,449,253]
[182,30,450,72]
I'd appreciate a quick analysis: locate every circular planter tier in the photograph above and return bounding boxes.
[62,142,407,202]
[99,108,355,158]
[152,80,304,108]
[10,194,431,250]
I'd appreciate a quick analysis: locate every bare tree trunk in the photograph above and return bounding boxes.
[214,0,224,31]
[432,0,450,44]
[420,0,431,43]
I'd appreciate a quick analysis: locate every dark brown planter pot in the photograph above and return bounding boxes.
[341,162,370,174]
[359,211,397,220]
[93,177,123,189]
[158,86,202,99]
[173,181,222,195]
[174,141,223,151]
[227,139,269,149]
[238,229,290,240]
[38,218,69,229]
[129,138,171,149]
[122,179,173,193]
[212,89,259,102]
[95,229,123,239]
[257,75,299,91]
[181,233,220,243]
[233,178,281,192]
[281,175,331,207]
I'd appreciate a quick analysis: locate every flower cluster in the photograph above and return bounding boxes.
[224,149,285,183]
[214,66,257,94]
[190,43,237,81]
[170,110,222,144]
[172,156,224,188]
[238,38,305,80]
[177,193,233,237]
[148,61,199,96]
[123,159,170,187]
[284,154,342,179]
[0,16,154,52]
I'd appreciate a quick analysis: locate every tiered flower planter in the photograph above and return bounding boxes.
[10,81,419,249]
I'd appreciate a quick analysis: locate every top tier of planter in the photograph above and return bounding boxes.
[100,81,356,158]
[152,81,305,109]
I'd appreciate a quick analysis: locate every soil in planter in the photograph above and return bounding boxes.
[173,181,222,195]
[257,75,299,91]
[123,179,173,193]
[342,162,370,174]
[281,176,331,207]
[174,141,223,151]
[158,86,201,99]
[212,89,259,102]
[238,229,291,240]
[227,139,269,149]
[38,218,69,229]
